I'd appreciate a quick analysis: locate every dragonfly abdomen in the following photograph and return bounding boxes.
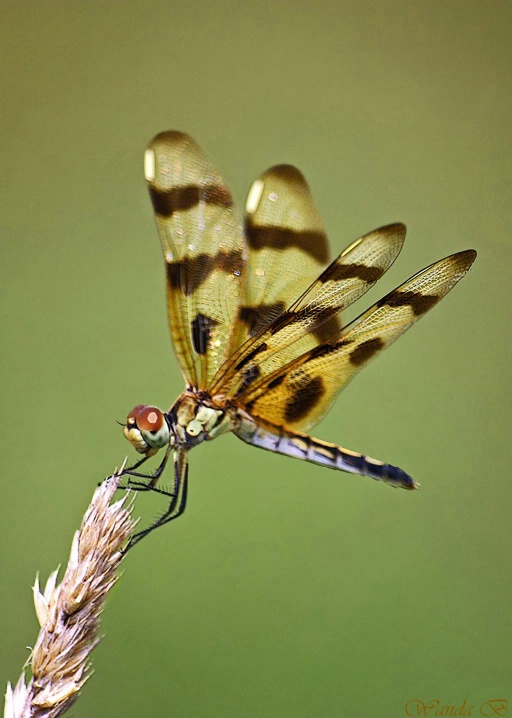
[234,414,418,491]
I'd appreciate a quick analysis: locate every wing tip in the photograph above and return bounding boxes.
[458,248,477,269]
[263,164,307,184]
[385,221,407,236]
[148,130,192,148]
[365,222,407,243]
[246,164,312,216]
[145,131,196,183]
[443,247,477,280]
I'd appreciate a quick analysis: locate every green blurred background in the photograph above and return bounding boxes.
[1,2,510,716]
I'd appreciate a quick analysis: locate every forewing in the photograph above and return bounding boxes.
[239,249,476,432]
[145,131,245,389]
[231,164,338,349]
[210,223,406,395]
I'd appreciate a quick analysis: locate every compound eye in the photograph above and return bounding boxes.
[124,405,169,454]
[126,405,170,450]
[134,406,165,433]
[126,404,147,426]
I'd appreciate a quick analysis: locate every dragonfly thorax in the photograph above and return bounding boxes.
[172,393,227,445]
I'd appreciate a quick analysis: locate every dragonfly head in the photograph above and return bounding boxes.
[124,404,172,455]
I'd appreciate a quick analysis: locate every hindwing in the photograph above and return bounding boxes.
[236,250,476,431]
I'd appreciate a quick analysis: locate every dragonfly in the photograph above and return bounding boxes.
[121,130,476,549]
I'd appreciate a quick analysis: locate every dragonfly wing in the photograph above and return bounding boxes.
[211,223,406,395]
[145,131,245,389]
[231,164,338,349]
[238,249,476,432]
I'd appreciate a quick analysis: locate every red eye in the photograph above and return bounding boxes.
[127,404,147,422]
[127,405,165,432]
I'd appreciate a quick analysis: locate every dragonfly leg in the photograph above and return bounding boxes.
[120,443,173,491]
[123,450,189,552]
[101,453,152,489]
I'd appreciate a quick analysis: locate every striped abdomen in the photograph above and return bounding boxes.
[234,415,418,490]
